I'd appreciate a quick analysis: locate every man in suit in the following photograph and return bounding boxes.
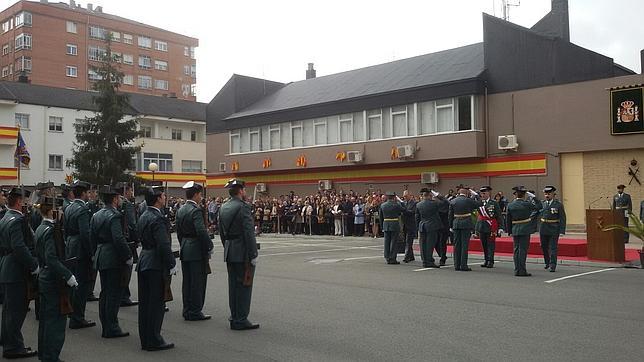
[137,186,177,351]
[218,179,260,330]
[117,183,138,307]
[92,186,133,338]
[448,187,482,271]
[379,192,405,265]
[401,190,418,263]
[507,186,542,277]
[0,188,39,359]
[539,186,566,272]
[474,186,503,268]
[613,184,632,244]
[177,181,214,321]
[415,188,442,268]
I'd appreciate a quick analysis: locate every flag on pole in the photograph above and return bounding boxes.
[14,131,30,167]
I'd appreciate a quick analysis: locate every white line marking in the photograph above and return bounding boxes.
[341,256,383,261]
[544,268,616,283]
[413,267,439,272]
[259,246,381,257]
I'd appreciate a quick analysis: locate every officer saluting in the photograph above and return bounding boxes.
[415,188,442,268]
[177,181,214,321]
[448,187,482,271]
[539,186,566,272]
[507,186,542,277]
[91,185,133,338]
[218,179,260,330]
[474,186,503,268]
[613,184,632,244]
[0,188,39,359]
[137,186,177,351]
[379,191,405,265]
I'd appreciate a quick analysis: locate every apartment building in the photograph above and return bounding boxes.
[0,0,198,100]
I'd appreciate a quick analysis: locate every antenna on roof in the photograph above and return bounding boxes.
[501,0,520,21]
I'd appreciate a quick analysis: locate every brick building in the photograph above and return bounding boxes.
[0,0,198,100]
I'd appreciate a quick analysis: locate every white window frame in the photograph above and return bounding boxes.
[183,65,190,75]
[154,60,168,71]
[65,66,77,78]
[249,127,260,152]
[122,54,133,65]
[138,36,152,48]
[190,130,197,142]
[313,119,327,145]
[123,74,133,85]
[123,33,133,44]
[138,55,151,69]
[229,130,241,154]
[14,33,31,50]
[48,116,63,132]
[66,43,77,55]
[171,128,182,140]
[367,109,383,140]
[338,115,353,143]
[48,154,63,170]
[154,40,168,52]
[290,122,303,148]
[184,46,189,57]
[190,64,196,77]
[141,126,152,138]
[154,79,168,90]
[88,46,106,61]
[181,160,202,173]
[89,25,107,40]
[15,113,29,129]
[2,66,9,77]
[268,125,280,150]
[15,12,32,28]
[2,44,9,55]
[137,75,152,89]
[189,46,196,59]
[88,69,101,81]
[435,98,455,133]
[390,105,408,138]
[17,56,31,72]
[66,21,77,33]
[110,31,121,42]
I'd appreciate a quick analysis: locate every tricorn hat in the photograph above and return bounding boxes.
[512,185,528,193]
[479,185,492,193]
[98,185,119,196]
[543,185,557,193]
[224,179,245,189]
[8,187,31,197]
[36,196,64,208]
[419,187,430,194]
[385,191,396,197]
[35,181,54,190]
[182,181,203,191]
[71,180,91,191]
[617,184,626,189]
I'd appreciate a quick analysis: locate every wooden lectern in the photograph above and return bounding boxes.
[585,209,625,262]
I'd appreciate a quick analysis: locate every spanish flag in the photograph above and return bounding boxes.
[14,131,30,167]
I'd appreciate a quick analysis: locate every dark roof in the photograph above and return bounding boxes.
[0,81,206,122]
[225,43,485,120]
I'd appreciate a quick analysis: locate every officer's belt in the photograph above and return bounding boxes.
[0,248,12,256]
[225,234,241,239]
[181,234,197,238]
[540,218,560,223]
[383,218,399,222]
[615,206,628,210]
[453,213,471,218]
[96,239,111,245]
[512,218,531,224]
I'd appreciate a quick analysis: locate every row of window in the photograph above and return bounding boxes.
[1,11,32,33]
[140,126,198,141]
[229,96,476,154]
[85,46,195,76]
[1,56,31,77]
[137,153,202,173]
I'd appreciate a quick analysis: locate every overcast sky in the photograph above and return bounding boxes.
[6,0,644,102]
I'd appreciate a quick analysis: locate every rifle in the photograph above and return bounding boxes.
[53,205,74,315]
[200,191,212,275]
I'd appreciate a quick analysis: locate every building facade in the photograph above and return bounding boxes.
[205,0,644,229]
[0,0,198,100]
[0,81,207,189]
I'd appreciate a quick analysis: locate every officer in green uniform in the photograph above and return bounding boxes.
[379,192,405,265]
[178,181,214,321]
[34,196,78,362]
[116,183,138,307]
[30,182,55,232]
[507,186,542,277]
[61,184,74,212]
[91,185,133,338]
[613,184,632,244]
[448,187,482,271]
[137,186,177,351]
[474,186,503,268]
[218,179,260,330]
[539,186,566,272]
[0,187,7,305]
[0,188,39,359]
[65,180,96,329]
[415,188,442,268]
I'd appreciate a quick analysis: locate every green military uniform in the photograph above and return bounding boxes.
[379,194,405,264]
[64,197,95,329]
[539,186,566,272]
[474,187,503,268]
[415,191,443,268]
[507,187,542,276]
[0,193,39,358]
[120,196,138,305]
[137,201,176,351]
[448,194,482,271]
[613,186,632,244]
[178,199,213,321]
[35,212,74,362]
[219,179,259,330]
[91,191,132,338]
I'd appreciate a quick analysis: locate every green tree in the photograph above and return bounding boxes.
[68,41,140,185]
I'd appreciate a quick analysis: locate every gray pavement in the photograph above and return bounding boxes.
[16,234,644,361]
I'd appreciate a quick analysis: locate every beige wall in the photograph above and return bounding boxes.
[561,153,585,225]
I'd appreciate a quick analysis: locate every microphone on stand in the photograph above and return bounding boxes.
[588,196,605,209]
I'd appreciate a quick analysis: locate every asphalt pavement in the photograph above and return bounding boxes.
[16,234,644,361]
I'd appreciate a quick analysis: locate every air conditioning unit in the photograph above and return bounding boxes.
[218,162,226,172]
[498,135,519,150]
[397,145,415,159]
[318,180,332,191]
[255,183,267,193]
[347,151,363,163]
[421,172,439,184]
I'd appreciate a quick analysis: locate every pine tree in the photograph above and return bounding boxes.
[68,41,141,185]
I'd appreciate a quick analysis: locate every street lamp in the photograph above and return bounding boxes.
[148,162,158,181]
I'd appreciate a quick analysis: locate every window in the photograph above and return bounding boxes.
[16,56,31,72]
[123,33,133,44]
[314,120,326,145]
[171,129,182,140]
[338,115,353,143]
[269,125,280,149]
[154,79,168,90]
[110,31,121,42]
[15,12,32,27]
[181,160,202,173]
[418,101,436,135]
[189,46,196,59]
[122,54,133,65]
[143,153,172,172]
[457,96,473,131]
[154,60,167,71]
[391,106,408,138]
[184,46,189,57]
[137,75,151,89]
[15,33,31,50]
[15,113,29,129]
[138,36,152,48]
[183,65,190,75]
[249,128,260,151]
[190,65,196,77]
[89,25,107,40]
[367,109,382,140]
[138,55,151,69]
[48,155,63,170]
[230,131,240,154]
[2,44,9,55]
[141,126,152,138]
[290,123,302,148]
[190,130,197,142]
[1,66,8,77]
[88,69,101,81]
[436,98,454,132]
[154,40,167,52]
[190,84,196,97]
[66,21,77,33]
[122,74,133,85]
[111,51,121,63]
[66,43,77,55]
[88,46,106,61]
[75,119,89,134]
[65,66,77,77]
[48,116,63,132]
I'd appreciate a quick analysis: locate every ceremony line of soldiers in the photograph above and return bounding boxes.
[0,178,258,360]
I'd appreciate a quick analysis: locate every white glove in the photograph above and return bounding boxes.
[125,258,134,266]
[208,249,214,257]
[31,266,40,275]
[431,190,440,197]
[469,189,479,197]
[66,275,79,288]
[498,229,504,235]
[169,265,179,276]
[527,191,536,198]
[449,228,453,233]
[250,257,258,267]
